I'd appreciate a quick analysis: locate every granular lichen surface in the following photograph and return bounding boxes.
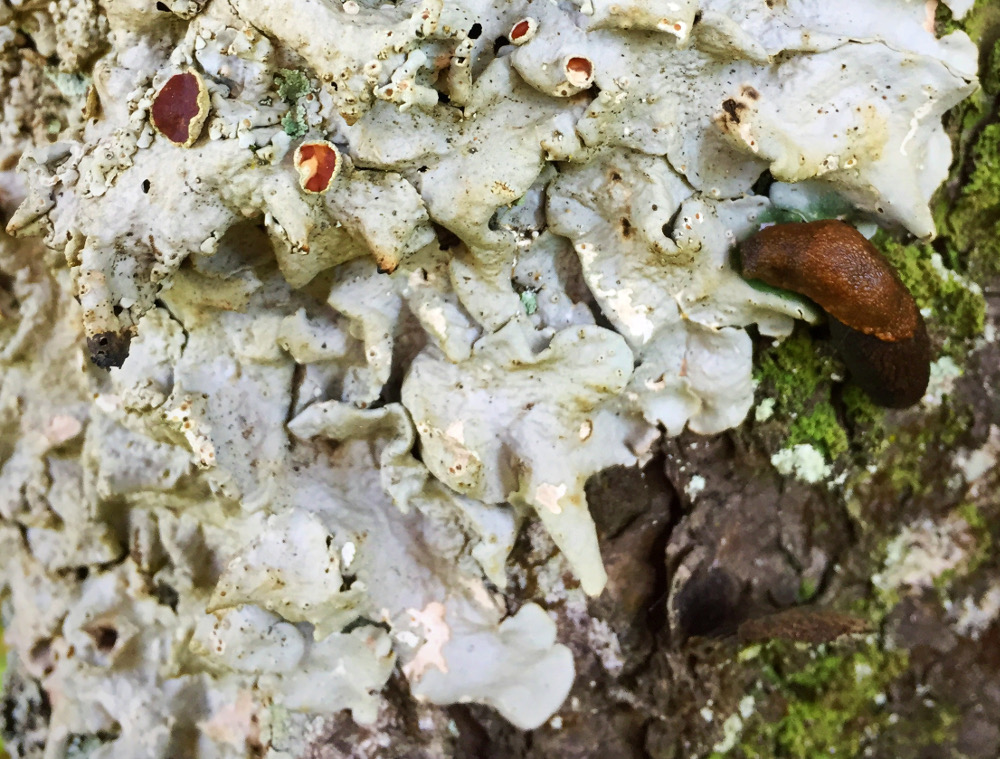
[0,0,995,755]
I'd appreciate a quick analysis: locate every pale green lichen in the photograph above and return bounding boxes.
[281,104,308,138]
[275,69,312,137]
[685,474,707,500]
[924,356,964,406]
[275,68,311,102]
[712,712,745,754]
[519,290,538,315]
[866,503,992,627]
[753,397,775,423]
[872,515,975,597]
[44,69,91,98]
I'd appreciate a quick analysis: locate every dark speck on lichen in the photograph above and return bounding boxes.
[87,331,131,369]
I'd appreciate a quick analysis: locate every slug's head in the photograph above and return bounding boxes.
[740,219,930,407]
[741,220,920,342]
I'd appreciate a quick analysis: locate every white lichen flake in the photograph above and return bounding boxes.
[873,516,976,595]
[0,0,977,747]
[685,475,707,500]
[754,397,776,422]
[922,355,963,406]
[770,444,833,484]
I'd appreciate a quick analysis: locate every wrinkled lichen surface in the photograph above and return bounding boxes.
[0,0,991,755]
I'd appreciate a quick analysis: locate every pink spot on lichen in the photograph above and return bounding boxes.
[150,70,210,147]
[294,141,341,194]
[402,602,451,681]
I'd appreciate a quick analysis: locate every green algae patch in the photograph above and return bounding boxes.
[954,502,995,578]
[843,397,974,530]
[881,400,972,497]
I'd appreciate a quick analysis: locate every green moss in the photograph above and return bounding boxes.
[933,1,1000,279]
[945,121,1000,279]
[712,638,957,759]
[796,578,818,603]
[787,403,849,460]
[753,330,851,461]
[275,68,312,102]
[873,232,986,357]
[841,386,886,448]
[956,502,994,575]
[754,331,837,411]
[0,631,4,758]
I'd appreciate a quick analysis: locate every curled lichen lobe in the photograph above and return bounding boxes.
[150,70,210,147]
[741,219,920,342]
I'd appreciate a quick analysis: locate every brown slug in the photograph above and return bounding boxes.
[738,607,871,644]
[740,219,930,408]
[829,315,930,408]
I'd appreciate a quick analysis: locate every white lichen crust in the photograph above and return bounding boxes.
[0,0,976,749]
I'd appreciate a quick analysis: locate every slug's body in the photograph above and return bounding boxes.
[741,219,930,408]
